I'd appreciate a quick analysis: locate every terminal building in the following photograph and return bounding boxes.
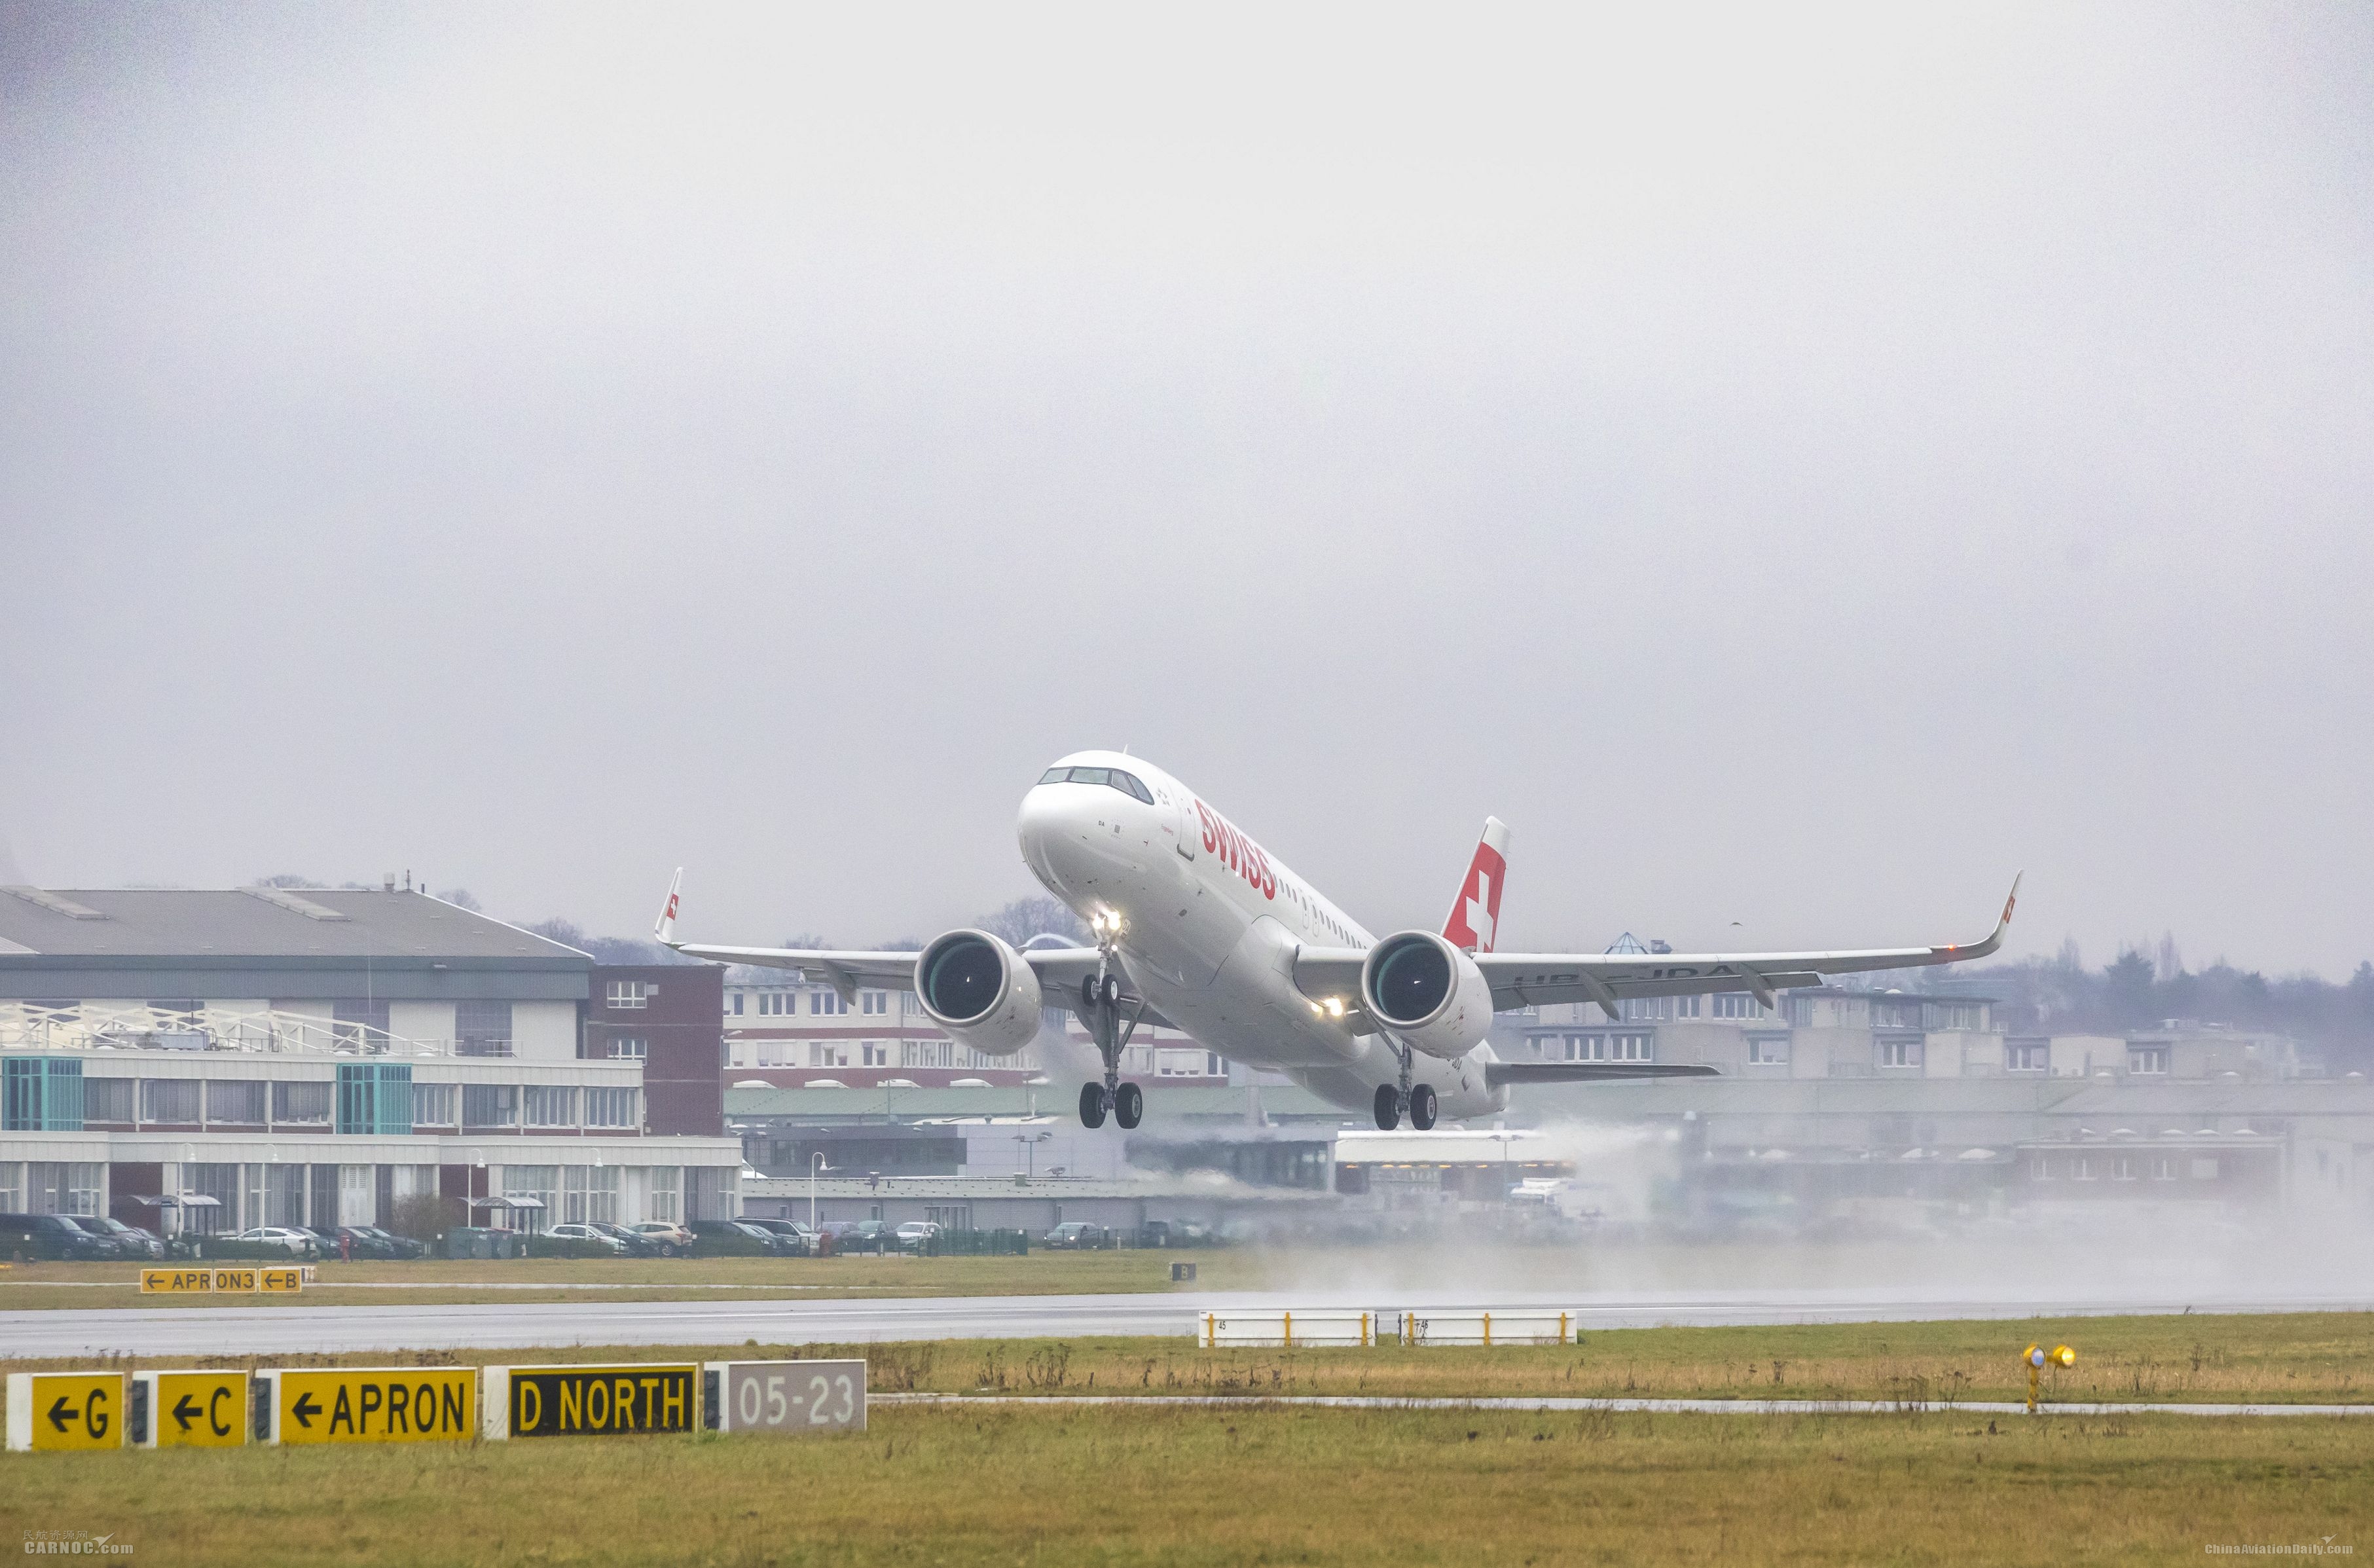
[0,886,742,1237]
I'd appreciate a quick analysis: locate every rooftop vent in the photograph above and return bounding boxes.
[1,886,107,920]
[241,886,350,921]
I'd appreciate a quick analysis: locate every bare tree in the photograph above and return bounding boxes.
[976,895,1088,949]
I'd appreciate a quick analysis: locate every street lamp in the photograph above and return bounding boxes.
[1013,1131,1052,1181]
[809,1152,829,1233]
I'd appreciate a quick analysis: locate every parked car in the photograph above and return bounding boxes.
[628,1221,693,1258]
[0,1213,117,1262]
[589,1221,664,1256]
[356,1225,429,1260]
[687,1218,784,1256]
[737,1218,818,1256]
[55,1216,132,1258]
[234,1226,320,1257]
[540,1222,631,1254]
[1040,1222,1110,1250]
[84,1216,165,1259]
[822,1219,896,1254]
[312,1225,403,1260]
[893,1221,940,1252]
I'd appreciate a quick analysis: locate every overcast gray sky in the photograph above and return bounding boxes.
[3,3,2369,975]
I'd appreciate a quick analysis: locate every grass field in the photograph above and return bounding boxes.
[0,1249,1229,1309]
[4,1311,2369,1407]
[3,1401,2366,1565]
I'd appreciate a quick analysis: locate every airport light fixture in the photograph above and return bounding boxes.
[2022,1342,2075,1413]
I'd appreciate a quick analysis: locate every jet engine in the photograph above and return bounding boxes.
[913,929,1044,1057]
[1360,930,1494,1060]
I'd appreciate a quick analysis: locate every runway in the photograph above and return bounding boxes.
[4,1286,2368,1360]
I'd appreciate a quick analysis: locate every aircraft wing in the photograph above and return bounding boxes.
[649,870,1116,1005]
[1294,875,2020,1020]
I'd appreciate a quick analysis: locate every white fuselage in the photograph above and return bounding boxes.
[1017,751,1507,1121]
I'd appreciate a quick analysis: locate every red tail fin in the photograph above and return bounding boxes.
[1441,817,1511,954]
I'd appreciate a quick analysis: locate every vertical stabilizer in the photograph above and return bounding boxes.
[1441,818,1510,954]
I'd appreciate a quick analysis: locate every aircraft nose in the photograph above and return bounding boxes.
[1016,780,1077,886]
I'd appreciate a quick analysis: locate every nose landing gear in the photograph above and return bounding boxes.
[1077,966,1145,1130]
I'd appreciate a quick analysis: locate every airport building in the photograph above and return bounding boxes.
[0,886,743,1235]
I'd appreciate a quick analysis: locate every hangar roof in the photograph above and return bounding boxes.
[0,887,588,963]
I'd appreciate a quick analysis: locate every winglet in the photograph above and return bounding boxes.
[653,868,684,947]
[1939,871,2022,960]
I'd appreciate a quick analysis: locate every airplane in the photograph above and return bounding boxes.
[655,750,2020,1131]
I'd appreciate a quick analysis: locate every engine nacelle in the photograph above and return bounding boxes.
[1361,930,1494,1060]
[913,929,1044,1057]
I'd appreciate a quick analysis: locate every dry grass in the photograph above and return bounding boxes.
[0,1249,1233,1309]
[3,1312,2367,1407]
[1,1401,2367,1566]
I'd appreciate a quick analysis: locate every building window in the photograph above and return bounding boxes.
[1747,1036,1790,1065]
[566,1165,619,1225]
[2190,1158,2219,1180]
[611,1036,647,1061]
[1611,1034,1653,1063]
[456,1000,513,1057]
[648,1165,682,1224]
[1878,1038,1924,1069]
[140,1078,201,1123]
[861,991,888,1015]
[585,1088,638,1129]
[811,991,847,1016]
[729,993,744,1016]
[81,1076,133,1124]
[333,999,390,1047]
[2128,1046,2170,1076]
[2073,1156,2094,1181]
[924,1205,972,1230]
[2111,1156,2137,1182]
[462,1084,520,1129]
[4,1058,84,1132]
[339,1164,374,1226]
[606,980,650,1010]
[2151,1156,2178,1181]
[2006,1042,2048,1072]
[522,1085,576,1128]
[2030,1156,2052,1181]
[337,1063,414,1135]
[810,1043,850,1068]
[271,1082,333,1124]
[65,1162,103,1216]
[861,1042,888,1067]
[411,1082,458,1127]
[187,1163,239,1233]
[1713,994,1765,1019]
[502,1165,558,1231]
[206,1080,266,1125]
[902,1040,953,1069]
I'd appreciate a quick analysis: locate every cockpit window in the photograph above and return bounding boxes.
[1040,765,1154,803]
[1111,771,1154,804]
[1065,766,1111,786]
[1038,768,1070,784]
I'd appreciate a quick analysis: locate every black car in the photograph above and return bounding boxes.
[588,1221,663,1257]
[0,1213,117,1262]
[84,1217,165,1259]
[686,1219,785,1257]
[735,1218,818,1256]
[57,1216,133,1258]
[356,1224,429,1260]
[316,1225,400,1260]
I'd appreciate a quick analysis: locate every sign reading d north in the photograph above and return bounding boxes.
[263,1367,475,1445]
[486,1364,699,1439]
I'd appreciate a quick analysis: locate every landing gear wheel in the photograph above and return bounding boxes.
[1079,1082,1109,1128]
[1408,1083,1438,1131]
[1114,1081,1144,1129]
[1099,973,1122,1008]
[1082,975,1099,1008]
[1374,1084,1400,1131]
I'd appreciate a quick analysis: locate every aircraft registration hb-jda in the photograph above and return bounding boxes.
[657,751,2019,1132]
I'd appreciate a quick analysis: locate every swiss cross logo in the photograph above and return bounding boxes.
[665,892,679,922]
[1442,838,1508,954]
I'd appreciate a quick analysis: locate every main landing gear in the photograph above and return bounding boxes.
[1078,970,1144,1130]
[1372,1040,1437,1131]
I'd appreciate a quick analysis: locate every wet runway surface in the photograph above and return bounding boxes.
[5,1285,2367,1359]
